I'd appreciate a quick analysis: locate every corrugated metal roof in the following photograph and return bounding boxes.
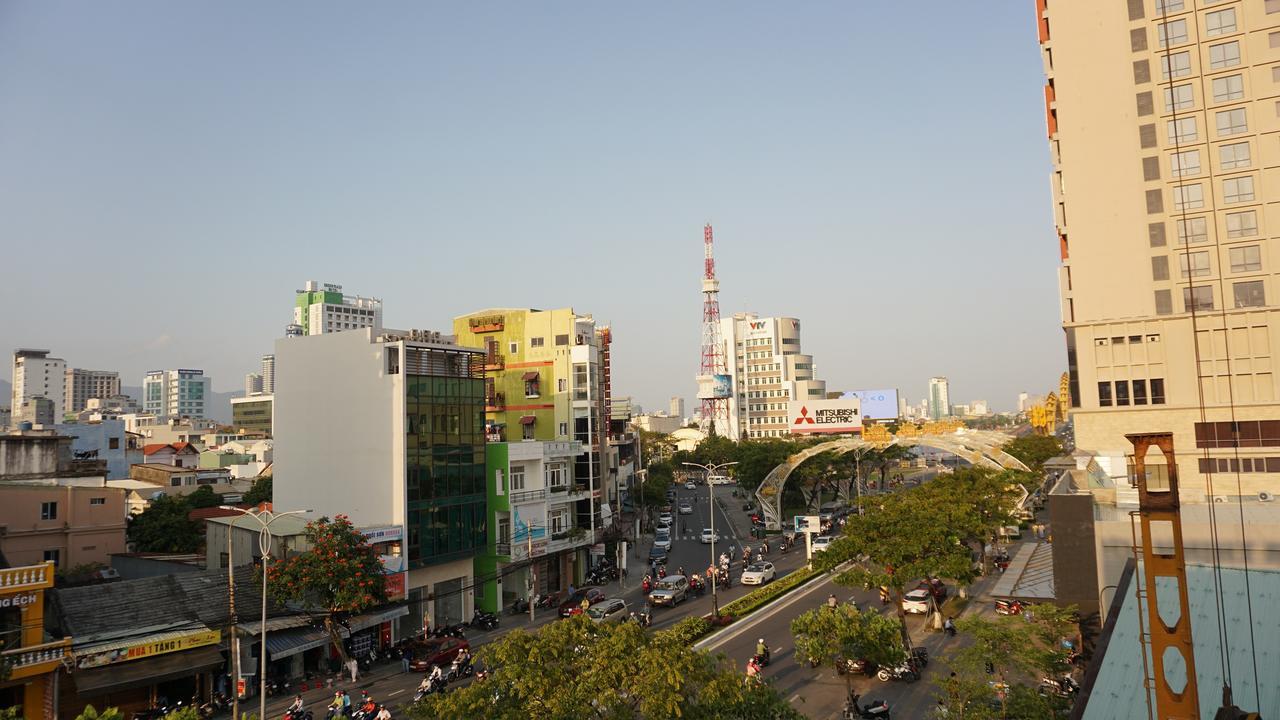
[1081,563,1280,720]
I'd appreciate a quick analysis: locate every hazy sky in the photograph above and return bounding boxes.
[0,2,1061,414]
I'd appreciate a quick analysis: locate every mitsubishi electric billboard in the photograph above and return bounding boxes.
[841,389,901,420]
[787,398,862,435]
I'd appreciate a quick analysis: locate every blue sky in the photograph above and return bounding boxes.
[0,1,1061,413]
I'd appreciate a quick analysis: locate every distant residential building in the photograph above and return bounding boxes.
[141,442,199,467]
[474,441,589,614]
[15,396,55,426]
[631,413,683,434]
[275,327,486,637]
[123,415,217,445]
[143,369,211,420]
[12,349,66,421]
[720,313,827,440]
[63,419,135,479]
[670,396,685,419]
[1017,392,1030,413]
[0,406,9,429]
[928,377,951,420]
[898,396,909,418]
[261,354,276,393]
[292,280,383,336]
[129,463,234,492]
[969,400,990,416]
[64,368,121,413]
[72,394,142,423]
[205,512,310,570]
[244,373,263,396]
[231,394,273,436]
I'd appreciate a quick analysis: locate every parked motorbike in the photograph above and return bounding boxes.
[844,693,891,719]
[835,657,877,677]
[875,661,920,683]
[994,598,1025,616]
[431,623,467,639]
[1038,674,1080,697]
[508,596,530,615]
[470,609,500,631]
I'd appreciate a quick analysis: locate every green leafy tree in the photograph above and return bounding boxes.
[928,468,1024,573]
[409,616,802,720]
[267,515,387,663]
[74,707,124,720]
[932,606,1078,720]
[187,485,224,509]
[813,488,976,649]
[242,474,272,505]
[790,605,904,696]
[0,707,20,720]
[1002,435,1063,473]
[127,495,201,552]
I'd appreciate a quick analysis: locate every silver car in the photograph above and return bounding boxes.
[587,598,629,623]
[647,575,689,606]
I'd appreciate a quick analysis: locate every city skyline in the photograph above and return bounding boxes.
[0,2,1060,414]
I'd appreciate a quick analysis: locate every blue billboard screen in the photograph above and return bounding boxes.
[841,389,899,420]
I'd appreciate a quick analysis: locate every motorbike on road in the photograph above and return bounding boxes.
[844,692,891,718]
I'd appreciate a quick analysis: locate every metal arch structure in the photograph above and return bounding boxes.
[754,430,1032,531]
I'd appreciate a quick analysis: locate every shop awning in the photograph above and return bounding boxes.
[265,626,345,660]
[346,605,409,633]
[237,615,314,635]
[521,371,540,381]
[520,415,536,425]
[71,646,225,695]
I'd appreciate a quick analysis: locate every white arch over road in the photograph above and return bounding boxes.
[754,430,1030,530]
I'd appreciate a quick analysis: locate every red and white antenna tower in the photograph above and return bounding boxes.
[698,223,730,435]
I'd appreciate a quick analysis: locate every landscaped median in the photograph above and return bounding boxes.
[660,565,824,645]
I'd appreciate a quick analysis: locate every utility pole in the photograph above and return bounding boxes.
[683,461,737,617]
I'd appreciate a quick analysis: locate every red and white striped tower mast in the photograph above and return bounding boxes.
[698,223,730,435]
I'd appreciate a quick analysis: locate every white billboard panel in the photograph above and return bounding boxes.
[841,389,900,420]
[787,398,862,434]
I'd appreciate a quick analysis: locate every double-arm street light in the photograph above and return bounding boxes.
[221,505,310,720]
[681,461,737,617]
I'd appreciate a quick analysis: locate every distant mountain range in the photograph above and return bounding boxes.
[1,379,235,424]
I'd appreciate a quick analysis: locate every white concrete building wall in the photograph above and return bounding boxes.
[12,351,67,421]
[274,329,401,529]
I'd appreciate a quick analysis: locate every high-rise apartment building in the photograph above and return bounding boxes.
[245,373,263,396]
[12,349,66,421]
[64,369,121,413]
[1039,1,1280,632]
[928,377,950,420]
[720,313,827,440]
[274,328,487,637]
[261,354,276,393]
[1042,0,1280,500]
[142,369,211,420]
[670,396,685,419]
[293,280,383,336]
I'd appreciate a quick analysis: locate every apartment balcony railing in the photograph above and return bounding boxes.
[0,562,54,592]
[485,392,506,412]
[3,638,71,679]
[608,432,636,446]
[494,542,512,558]
[510,488,547,504]
[484,354,505,371]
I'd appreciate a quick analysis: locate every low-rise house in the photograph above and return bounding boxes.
[141,442,199,467]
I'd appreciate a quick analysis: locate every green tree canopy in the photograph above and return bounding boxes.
[127,494,201,553]
[74,707,124,720]
[790,604,904,693]
[242,474,272,505]
[409,616,802,720]
[187,485,224,509]
[1002,435,1063,473]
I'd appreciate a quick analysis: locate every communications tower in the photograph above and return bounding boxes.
[698,223,731,434]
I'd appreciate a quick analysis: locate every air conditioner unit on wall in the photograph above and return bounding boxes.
[1259,491,1274,503]
[1210,495,1230,503]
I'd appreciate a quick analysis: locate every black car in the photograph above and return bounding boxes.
[648,545,668,565]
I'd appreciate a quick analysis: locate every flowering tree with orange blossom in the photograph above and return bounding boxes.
[266,515,388,663]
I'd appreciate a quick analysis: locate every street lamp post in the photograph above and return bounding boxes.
[220,506,309,720]
[682,461,737,618]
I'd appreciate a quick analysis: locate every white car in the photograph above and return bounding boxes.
[654,531,672,551]
[685,481,696,490]
[700,528,719,544]
[740,562,776,585]
[658,511,673,525]
[678,502,693,515]
[901,588,931,614]
[811,536,835,553]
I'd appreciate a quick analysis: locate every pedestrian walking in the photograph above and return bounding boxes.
[944,617,956,637]
[402,645,413,673]
[347,657,359,682]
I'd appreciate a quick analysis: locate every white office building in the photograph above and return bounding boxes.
[274,328,487,638]
[719,313,826,440]
[12,349,67,421]
[143,369,211,420]
[292,280,383,336]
